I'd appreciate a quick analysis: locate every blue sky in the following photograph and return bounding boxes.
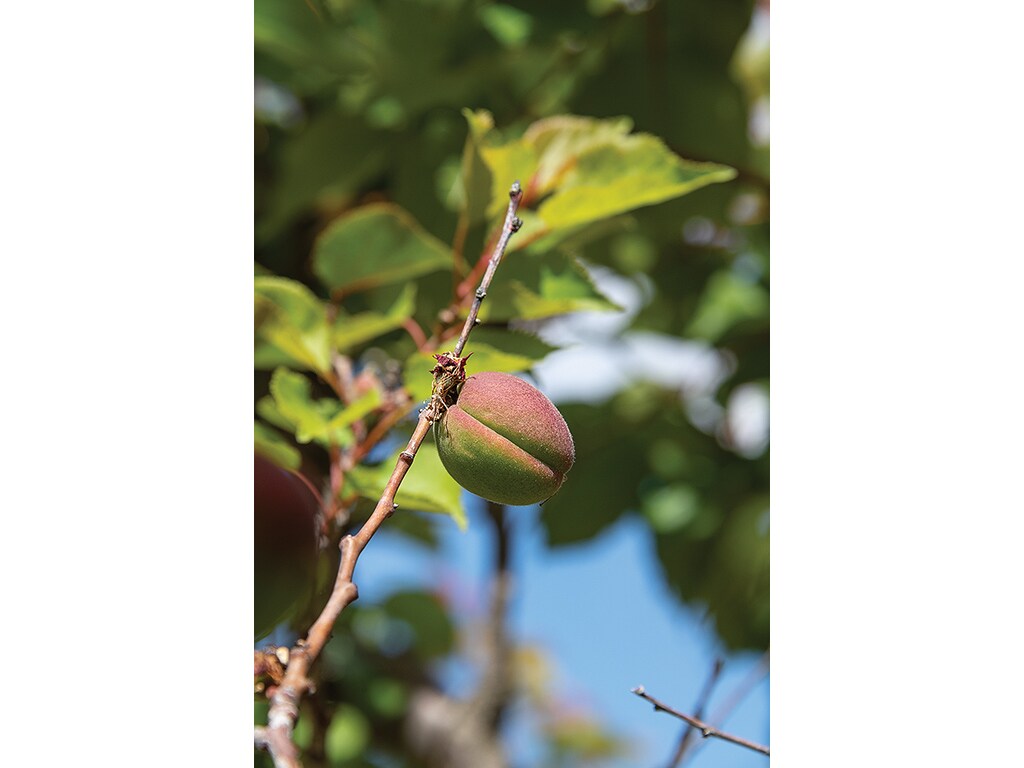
[356,495,770,767]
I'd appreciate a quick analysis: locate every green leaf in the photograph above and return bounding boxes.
[448,108,497,224]
[254,421,301,471]
[482,251,621,322]
[685,270,768,342]
[267,367,366,448]
[402,339,549,404]
[324,704,370,765]
[477,4,533,49]
[256,110,387,240]
[312,204,453,296]
[523,114,634,195]
[384,591,455,659]
[468,327,559,361]
[480,137,537,221]
[345,442,466,529]
[537,134,737,230]
[255,276,332,374]
[334,282,417,352]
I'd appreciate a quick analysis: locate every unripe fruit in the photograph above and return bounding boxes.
[434,371,575,506]
[254,453,320,640]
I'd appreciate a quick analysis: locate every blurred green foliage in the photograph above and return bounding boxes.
[255,0,768,763]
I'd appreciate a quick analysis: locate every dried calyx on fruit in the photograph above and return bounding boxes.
[434,371,574,506]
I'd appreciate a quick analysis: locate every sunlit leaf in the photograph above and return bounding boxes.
[345,442,467,529]
[312,204,453,296]
[448,108,496,224]
[254,421,301,471]
[537,134,737,230]
[255,277,332,374]
[523,114,634,194]
[267,367,358,447]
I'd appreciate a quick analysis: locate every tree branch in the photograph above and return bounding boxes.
[630,685,769,758]
[668,657,723,767]
[256,182,525,768]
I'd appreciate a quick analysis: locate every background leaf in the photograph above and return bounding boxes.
[255,276,331,374]
[312,204,454,296]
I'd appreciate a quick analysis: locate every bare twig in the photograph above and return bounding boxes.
[256,182,525,768]
[680,650,771,765]
[431,181,525,348]
[668,657,723,767]
[630,685,769,758]
[451,181,522,358]
[707,650,769,730]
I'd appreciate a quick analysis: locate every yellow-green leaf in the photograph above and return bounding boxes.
[345,443,466,529]
[255,276,332,374]
[537,134,737,230]
[254,421,301,471]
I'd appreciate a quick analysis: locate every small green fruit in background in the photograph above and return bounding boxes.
[254,453,320,640]
[434,371,575,506]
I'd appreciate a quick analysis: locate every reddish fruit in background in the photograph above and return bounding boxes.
[434,371,575,506]
[254,453,320,640]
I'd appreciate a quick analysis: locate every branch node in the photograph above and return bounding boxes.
[399,450,414,463]
[475,287,486,300]
[510,216,522,232]
[510,180,521,197]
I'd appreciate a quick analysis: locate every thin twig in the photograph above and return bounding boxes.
[681,651,770,764]
[431,181,525,348]
[630,685,769,758]
[257,182,525,768]
[707,650,769,730]
[451,181,522,358]
[668,657,723,767]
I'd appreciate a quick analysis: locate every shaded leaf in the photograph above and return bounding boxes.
[685,269,768,342]
[256,110,387,240]
[384,590,455,659]
[482,250,621,322]
[334,283,417,353]
[312,204,453,296]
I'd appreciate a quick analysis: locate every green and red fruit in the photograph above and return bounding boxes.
[434,371,574,506]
